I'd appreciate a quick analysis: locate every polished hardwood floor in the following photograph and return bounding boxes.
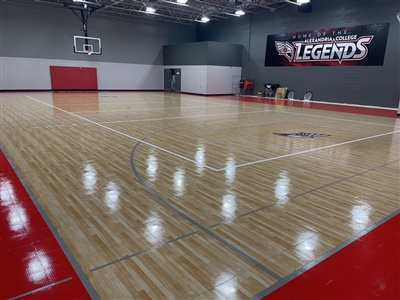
[1,91,399,299]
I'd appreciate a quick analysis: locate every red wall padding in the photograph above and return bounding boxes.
[49,66,98,90]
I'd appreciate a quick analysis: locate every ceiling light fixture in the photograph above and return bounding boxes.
[146,6,156,13]
[235,9,245,16]
[297,0,310,3]
[201,16,210,23]
[177,0,188,3]
[72,0,94,3]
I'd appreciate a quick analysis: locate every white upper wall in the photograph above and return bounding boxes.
[163,65,242,95]
[206,66,241,95]
[0,57,163,90]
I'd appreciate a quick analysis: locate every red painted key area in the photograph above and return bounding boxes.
[0,150,90,300]
[263,213,400,300]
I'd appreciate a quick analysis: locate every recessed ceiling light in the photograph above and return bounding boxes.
[146,7,156,13]
[235,9,245,16]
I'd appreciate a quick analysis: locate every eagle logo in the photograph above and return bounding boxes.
[275,41,294,62]
[274,132,331,138]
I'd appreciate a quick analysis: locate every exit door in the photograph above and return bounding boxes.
[164,68,181,92]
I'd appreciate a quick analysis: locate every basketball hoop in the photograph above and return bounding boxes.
[74,36,101,55]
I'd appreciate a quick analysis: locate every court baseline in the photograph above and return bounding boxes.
[25,95,400,173]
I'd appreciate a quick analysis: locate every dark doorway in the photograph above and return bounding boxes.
[164,68,181,92]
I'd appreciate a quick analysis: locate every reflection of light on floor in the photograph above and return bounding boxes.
[221,191,237,220]
[104,181,120,212]
[225,156,236,185]
[1,178,16,206]
[173,167,185,196]
[351,201,371,233]
[274,170,290,204]
[144,212,164,244]
[27,249,54,284]
[214,272,237,299]
[8,204,29,232]
[295,231,320,261]
[303,99,311,109]
[195,144,205,175]
[82,163,97,194]
[1,178,30,236]
[146,151,158,182]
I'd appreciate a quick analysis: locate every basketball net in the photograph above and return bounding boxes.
[87,50,93,56]
[397,12,400,23]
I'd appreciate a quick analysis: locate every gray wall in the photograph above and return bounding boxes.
[163,41,242,95]
[163,42,208,65]
[163,41,242,66]
[2,0,398,105]
[197,0,400,108]
[207,42,242,67]
[0,2,196,64]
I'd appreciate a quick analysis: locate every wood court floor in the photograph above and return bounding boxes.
[1,91,399,299]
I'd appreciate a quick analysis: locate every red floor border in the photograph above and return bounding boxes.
[261,213,400,300]
[0,149,92,300]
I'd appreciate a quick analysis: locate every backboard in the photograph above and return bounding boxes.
[74,36,102,55]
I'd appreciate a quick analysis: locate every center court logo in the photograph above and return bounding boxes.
[273,132,331,138]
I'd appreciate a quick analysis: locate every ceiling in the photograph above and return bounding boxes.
[2,0,305,25]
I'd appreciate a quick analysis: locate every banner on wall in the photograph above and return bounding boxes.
[264,23,390,67]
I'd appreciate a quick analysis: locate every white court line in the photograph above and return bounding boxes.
[290,98,397,110]
[71,103,240,114]
[25,95,219,171]
[99,109,267,124]
[214,130,400,171]
[95,102,397,128]
[273,109,398,128]
[25,95,399,172]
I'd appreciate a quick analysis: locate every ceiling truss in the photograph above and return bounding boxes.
[2,0,302,25]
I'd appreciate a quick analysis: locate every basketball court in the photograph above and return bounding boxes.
[1,91,399,299]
